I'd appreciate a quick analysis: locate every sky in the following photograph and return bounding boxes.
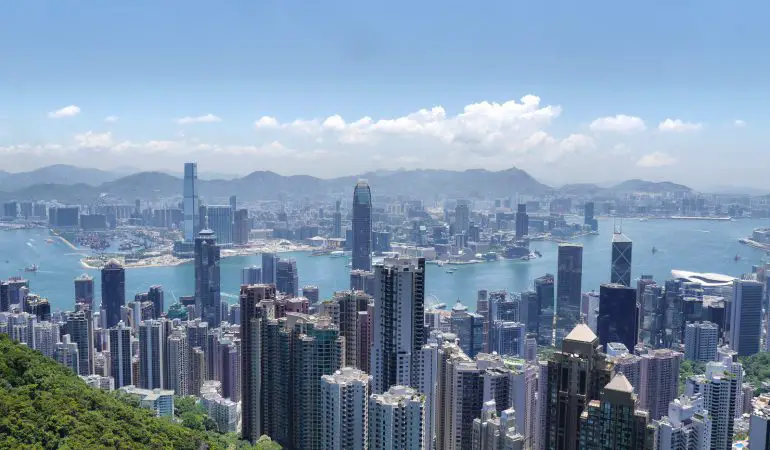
[1,0,769,190]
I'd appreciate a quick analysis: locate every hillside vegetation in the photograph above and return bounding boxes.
[0,334,279,449]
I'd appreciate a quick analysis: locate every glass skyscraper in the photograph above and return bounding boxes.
[183,162,199,242]
[597,283,639,352]
[194,229,221,327]
[101,259,126,329]
[611,232,633,287]
[352,181,372,271]
[206,205,233,245]
[556,244,583,346]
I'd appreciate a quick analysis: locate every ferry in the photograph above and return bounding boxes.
[24,264,38,272]
[445,268,455,274]
[329,251,345,258]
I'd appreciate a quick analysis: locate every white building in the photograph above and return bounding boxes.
[81,374,114,391]
[369,385,426,450]
[684,322,719,362]
[471,400,525,450]
[54,334,80,374]
[685,362,741,450]
[119,385,175,417]
[639,349,682,420]
[33,321,59,358]
[200,388,239,434]
[320,367,371,450]
[653,394,712,450]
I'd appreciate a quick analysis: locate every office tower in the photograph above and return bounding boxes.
[477,290,490,352]
[653,394,711,450]
[26,296,51,322]
[371,257,426,393]
[333,199,342,238]
[684,322,719,362]
[597,283,639,352]
[0,281,8,312]
[195,228,221,327]
[261,252,278,285]
[206,205,234,245]
[33,321,59,358]
[320,368,371,450]
[455,201,470,236]
[584,201,598,231]
[515,203,528,238]
[66,310,93,376]
[302,285,319,304]
[240,284,274,443]
[54,334,80,373]
[350,269,375,295]
[534,274,555,346]
[750,407,770,450]
[167,329,191,395]
[556,244,583,345]
[450,302,484,358]
[241,266,262,285]
[275,258,299,297]
[101,259,125,329]
[640,349,682,420]
[138,320,165,389]
[74,273,94,306]
[233,208,250,244]
[183,162,199,242]
[490,291,520,323]
[471,401,524,450]
[578,373,654,450]
[610,232,633,287]
[352,180,373,271]
[730,279,763,356]
[109,321,132,388]
[369,385,426,450]
[7,277,29,307]
[146,285,163,318]
[686,363,740,450]
[489,321,525,357]
[546,324,613,450]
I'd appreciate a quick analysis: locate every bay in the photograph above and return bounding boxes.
[3,218,768,313]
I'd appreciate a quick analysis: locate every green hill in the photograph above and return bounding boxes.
[0,334,279,449]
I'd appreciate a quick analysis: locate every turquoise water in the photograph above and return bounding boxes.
[3,218,768,313]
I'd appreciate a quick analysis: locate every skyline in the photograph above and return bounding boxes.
[1,1,769,188]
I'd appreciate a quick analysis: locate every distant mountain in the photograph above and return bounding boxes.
[0,165,123,192]
[610,179,692,193]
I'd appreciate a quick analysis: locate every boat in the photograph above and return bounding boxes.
[329,251,345,258]
[45,238,54,244]
[24,264,38,272]
[652,246,658,255]
[735,254,742,262]
[445,269,455,274]
[534,250,543,258]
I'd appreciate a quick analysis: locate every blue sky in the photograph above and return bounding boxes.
[1,0,768,189]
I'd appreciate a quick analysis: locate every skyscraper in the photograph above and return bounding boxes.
[611,232,633,287]
[369,385,426,450]
[233,208,250,244]
[471,401,525,450]
[195,228,221,327]
[534,274,555,346]
[54,334,80,373]
[328,290,370,368]
[261,252,278,285]
[241,266,262,285]
[684,322,719,362]
[321,367,371,450]
[66,309,92,376]
[455,202,470,236]
[183,162,199,242]
[730,279,763,356]
[597,283,639,352]
[148,285,164,318]
[450,302,485,358]
[240,284,274,444]
[206,205,234,245]
[556,244,583,345]
[515,203,528,238]
[371,257,426,393]
[167,329,191,395]
[333,199,343,238]
[101,259,126,329]
[352,180,372,271]
[74,273,94,306]
[686,362,740,449]
[652,394,712,450]
[584,201,598,231]
[138,319,165,389]
[640,349,682,420]
[109,321,132,389]
[275,258,299,297]
[489,321,526,357]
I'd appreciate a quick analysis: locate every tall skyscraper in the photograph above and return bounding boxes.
[183,162,199,242]
[471,401,524,450]
[352,180,372,271]
[240,284,274,444]
[489,321,526,357]
[652,394,712,450]
[534,274,555,346]
[546,324,613,450]
[597,283,639,352]
[321,367,371,450]
[333,199,343,238]
[54,334,80,374]
[147,285,164,318]
[686,362,740,449]
[450,302,485,358]
[101,259,126,329]
[109,321,132,389]
[556,244,583,345]
[369,385,426,450]
[275,258,299,297]
[261,252,278,285]
[33,321,59,358]
[74,273,94,306]
[206,205,234,245]
[138,319,165,389]
[241,266,262,285]
[328,290,370,368]
[455,202,470,236]
[750,406,770,450]
[371,257,426,393]
[730,279,763,356]
[66,310,92,376]
[515,203,528,238]
[195,229,221,327]
[640,349,682,420]
[578,373,655,449]
[584,201,597,231]
[684,322,719,362]
[233,208,250,244]
[611,232,633,287]
[167,329,191,395]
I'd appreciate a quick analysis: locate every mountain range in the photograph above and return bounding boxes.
[0,165,695,204]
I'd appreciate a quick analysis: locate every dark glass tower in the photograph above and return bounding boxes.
[597,283,639,352]
[275,258,299,297]
[332,199,342,238]
[195,228,221,327]
[352,180,372,271]
[515,203,529,238]
[535,273,556,346]
[148,285,164,318]
[556,244,583,345]
[101,259,126,329]
[261,252,278,285]
[74,273,95,306]
[611,232,633,287]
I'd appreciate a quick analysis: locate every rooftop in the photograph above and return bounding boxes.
[564,323,597,344]
[605,373,634,394]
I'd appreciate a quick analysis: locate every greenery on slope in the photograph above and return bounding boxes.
[678,360,707,395]
[740,352,770,395]
[0,334,280,449]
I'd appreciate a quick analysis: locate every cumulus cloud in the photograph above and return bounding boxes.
[74,131,114,149]
[255,116,279,128]
[48,105,81,118]
[559,134,594,153]
[658,118,702,132]
[734,119,746,128]
[174,114,222,125]
[105,116,119,123]
[589,115,646,133]
[636,151,676,167]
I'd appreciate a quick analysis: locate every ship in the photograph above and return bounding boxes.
[24,264,38,272]
[652,246,658,255]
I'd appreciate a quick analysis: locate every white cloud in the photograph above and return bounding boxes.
[658,118,702,132]
[734,119,746,128]
[105,116,119,123]
[255,116,279,128]
[559,134,594,153]
[74,131,114,149]
[610,143,632,155]
[48,105,81,118]
[174,114,222,125]
[589,115,646,133]
[636,151,676,167]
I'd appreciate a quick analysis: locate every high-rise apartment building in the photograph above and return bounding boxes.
[66,309,93,376]
[730,279,763,356]
[350,269,375,295]
[206,205,234,245]
[195,228,221,327]
[54,334,80,373]
[74,273,94,306]
[556,244,583,345]
[352,181,373,271]
[750,406,770,450]
[369,385,426,450]
[685,362,740,450]
[183,162,199,242]
[240,284,274,444]
[101,259,125,329]
[371,257,425,393]
[597,283,638,352]
[640,349,682,420]
[320,367,371,450]
[109,321,132,389]
[275,258,299,297]
[328,290,370,368]
[471,401,525,450]
[684,322,719,362]
[167,329,191,395]
[611,232,633,287]
[33,321,59,358]
[653,394,712,450]
[138,319,165,389]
